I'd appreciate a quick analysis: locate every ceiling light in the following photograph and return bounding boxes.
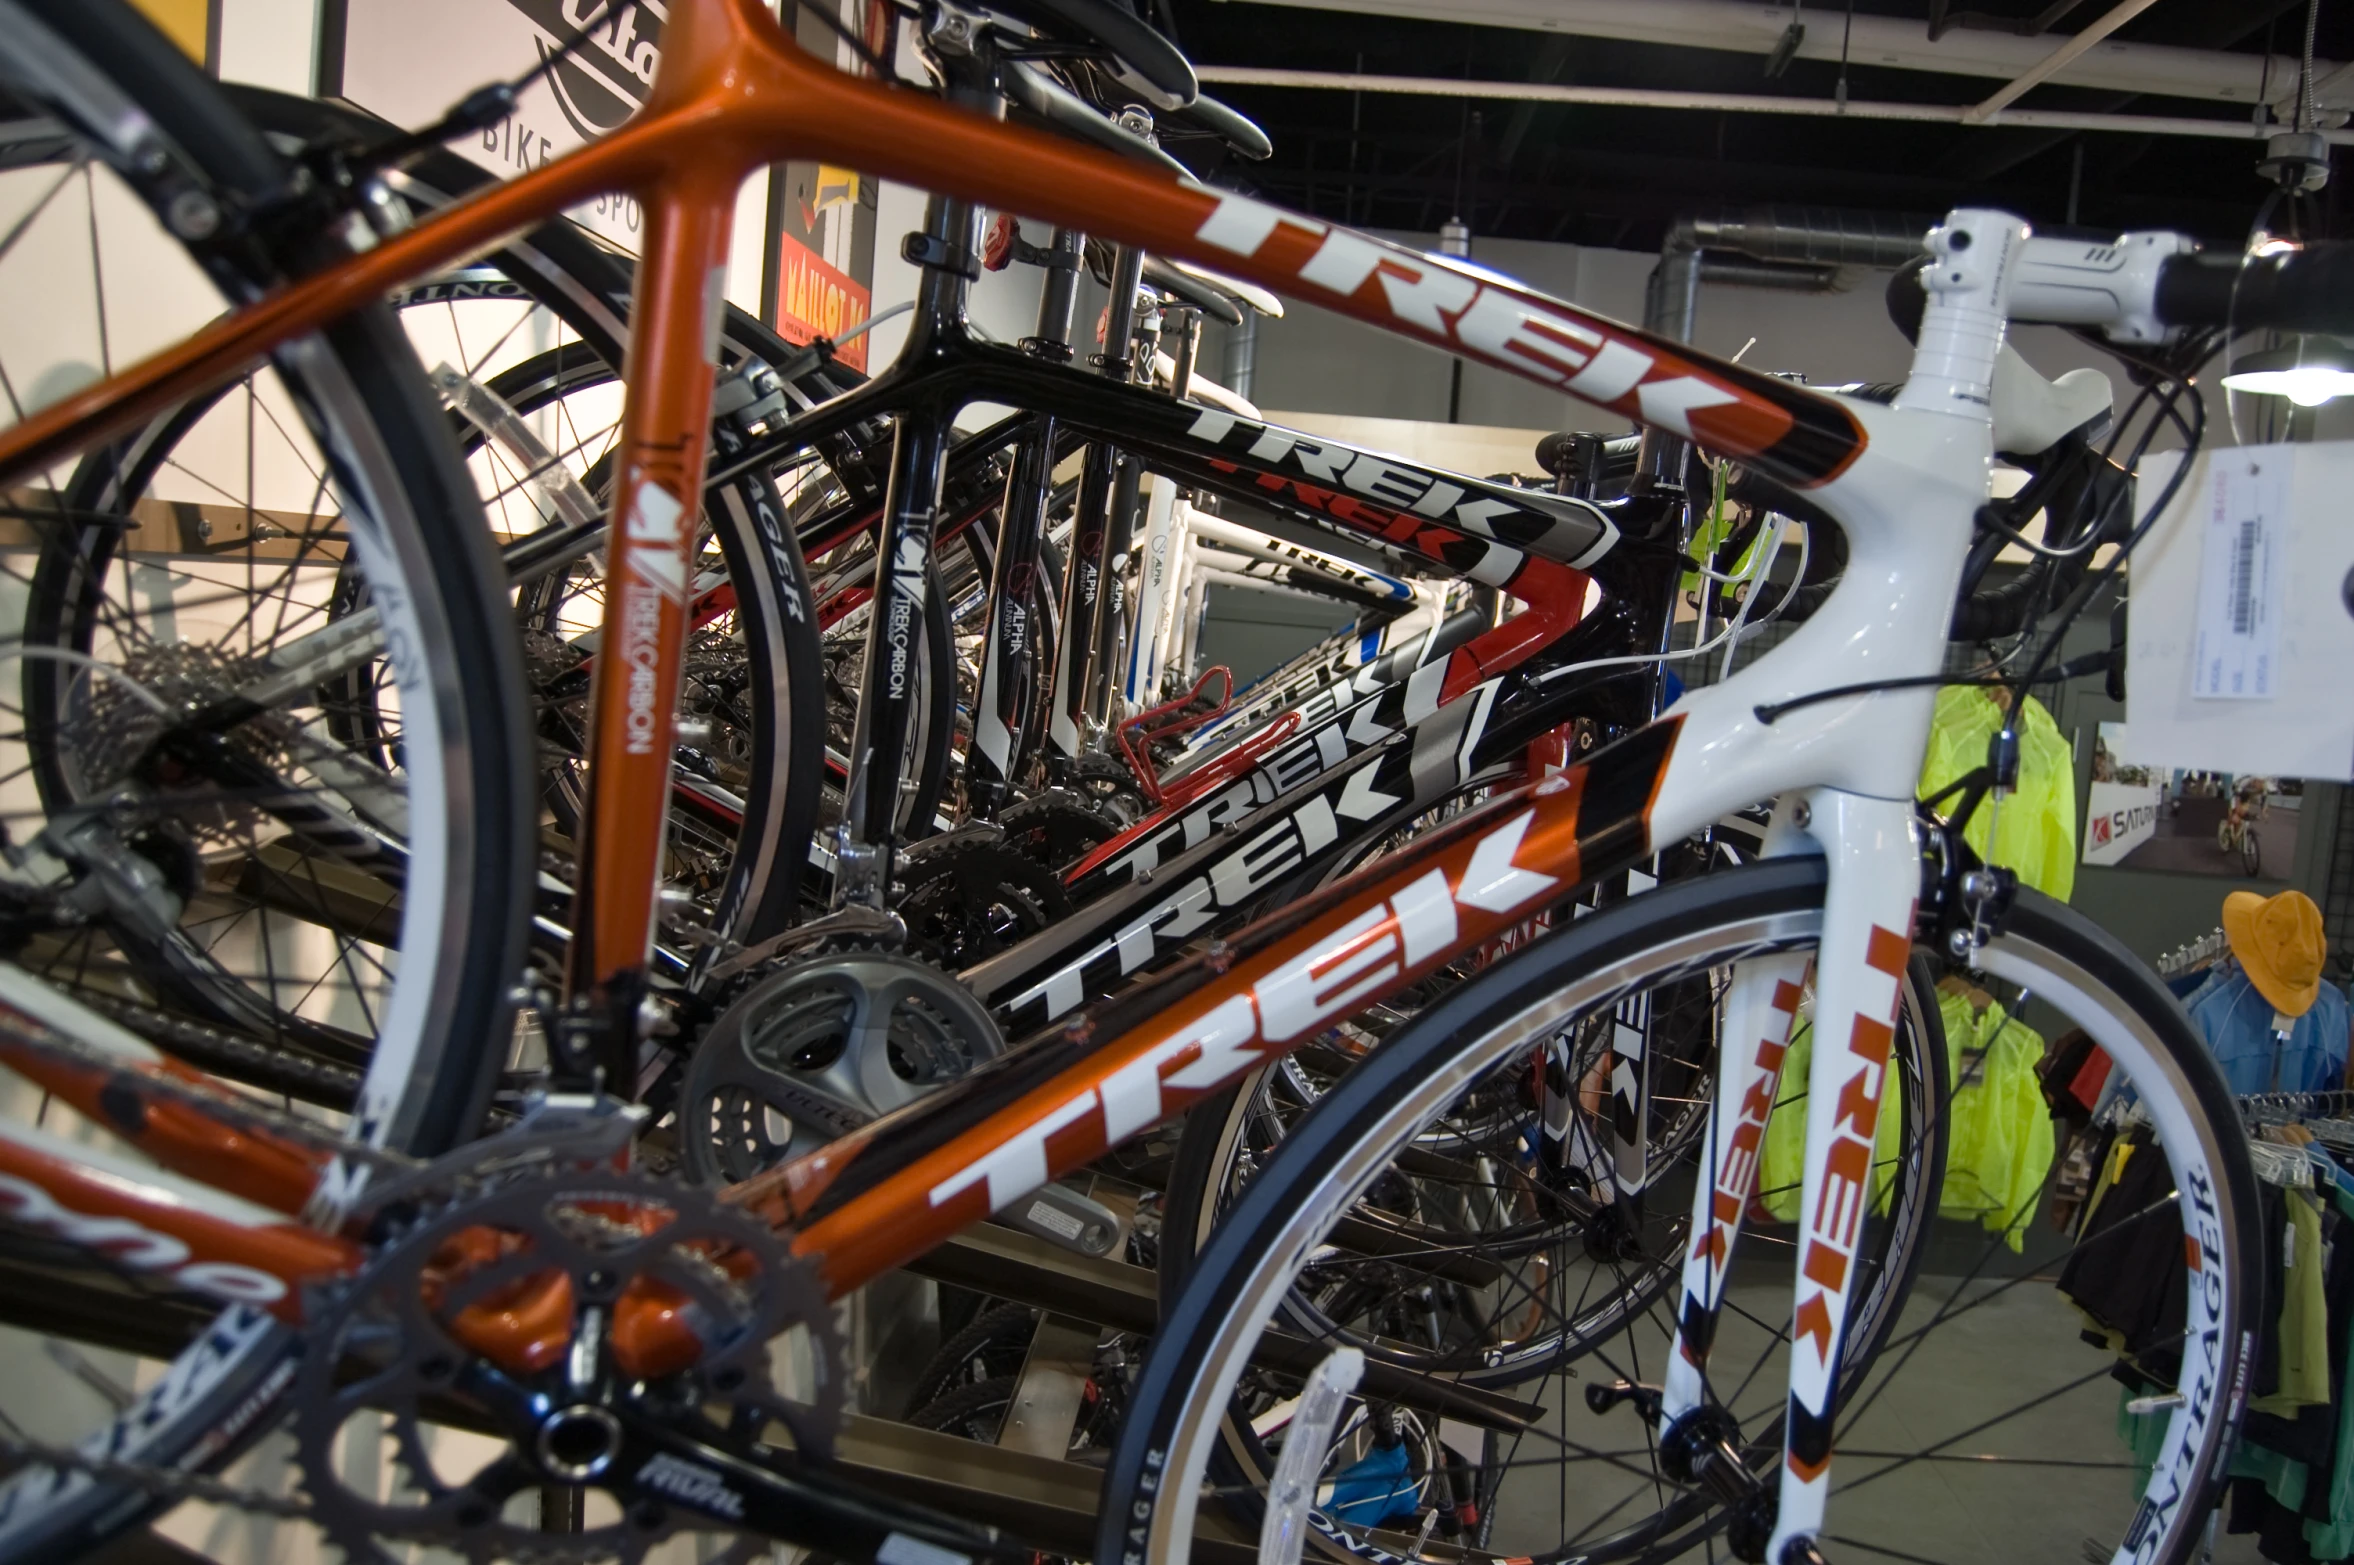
[2222,337,2354,407]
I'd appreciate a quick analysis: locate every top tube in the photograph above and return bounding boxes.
[0,0,1870,496]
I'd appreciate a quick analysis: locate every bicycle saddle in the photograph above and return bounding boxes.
[974,0,1197,108]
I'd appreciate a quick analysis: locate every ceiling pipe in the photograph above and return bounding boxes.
[1194,65,2354,144]
[1637,207,1932,485]
[1202,0,2347,115]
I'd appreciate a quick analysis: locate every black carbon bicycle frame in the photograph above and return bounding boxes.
[714,219,1695,1033]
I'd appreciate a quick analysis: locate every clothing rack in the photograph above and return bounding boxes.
[2240,1089,2354,1123]
[2157,927,2230,978]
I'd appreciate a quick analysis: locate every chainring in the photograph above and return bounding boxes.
[677,949,1006,1184]
[896,832,1073,967]
[292,1167,842,1565]
[998,788,1120,874]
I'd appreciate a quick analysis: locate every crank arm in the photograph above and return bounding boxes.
[615,1415,1040,1564]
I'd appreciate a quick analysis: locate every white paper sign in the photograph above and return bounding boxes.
[2123,441,2354,781]
[2190,454,2289,699]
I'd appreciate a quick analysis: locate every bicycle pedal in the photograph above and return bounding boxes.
[1583,1378,1663,1422]
[999,1182,1123,1257]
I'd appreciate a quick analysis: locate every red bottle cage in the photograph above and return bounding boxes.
[1115,664,1235,807]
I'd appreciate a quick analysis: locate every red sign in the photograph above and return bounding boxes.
[775,233,872,372]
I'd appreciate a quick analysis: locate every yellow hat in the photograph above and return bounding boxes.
[2222,889,2328,1018]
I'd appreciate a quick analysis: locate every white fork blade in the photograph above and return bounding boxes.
[1258,1344,1365,1565]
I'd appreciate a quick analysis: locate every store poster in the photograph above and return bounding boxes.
[331,0,660,252]
[2086,721,2302,879]
[329,0,884,350]
[768,4,886,368]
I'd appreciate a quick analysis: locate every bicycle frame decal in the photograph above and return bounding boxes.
[1783,914,1912,1480]
[741,716,1682,1290]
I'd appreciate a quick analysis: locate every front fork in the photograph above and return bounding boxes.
[1657,790,1922,1565]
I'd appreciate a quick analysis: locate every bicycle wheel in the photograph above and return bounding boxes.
[233,86,828,968]
[2242,826,2261,878]
[0,1,531,1557]
[1102,856,2260,1565]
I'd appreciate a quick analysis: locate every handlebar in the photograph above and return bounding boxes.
[2154,243,2354,336]
[2002,230,2354,341]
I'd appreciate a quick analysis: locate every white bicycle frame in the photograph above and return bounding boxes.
[1138,208,2236,1565]
[1116,474,1439,715]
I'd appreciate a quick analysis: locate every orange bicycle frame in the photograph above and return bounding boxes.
[0,0,1867,1371]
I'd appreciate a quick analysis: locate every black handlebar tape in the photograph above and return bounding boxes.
[1170,92,1273,160]
[985,0,1197,106]
[2156,245,2354,336]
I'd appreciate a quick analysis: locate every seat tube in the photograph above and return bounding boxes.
[1048,242,1145,774]
[968,228,1082,817]
[559,168,738,1086]
[833,195,977,907]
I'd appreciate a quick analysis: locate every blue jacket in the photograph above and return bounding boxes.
[2180,961,2351,1096]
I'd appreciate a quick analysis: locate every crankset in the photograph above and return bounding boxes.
[897,826,1074,966]
[675,949,1122,1256]
[997,786,1120,873]
[293,1149,1031,1565]
[676,948,1007,1182]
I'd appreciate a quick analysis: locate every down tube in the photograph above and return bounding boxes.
[750,718,1683,1297]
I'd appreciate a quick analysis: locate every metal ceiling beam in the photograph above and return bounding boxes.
[1965,0,2165,121]
[1206,0,2344,111]
[1195,65,2354,142]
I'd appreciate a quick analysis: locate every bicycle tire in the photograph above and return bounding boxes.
[0,4,531,1556]
[232,85,827,953]
[1100,856,2261,1565]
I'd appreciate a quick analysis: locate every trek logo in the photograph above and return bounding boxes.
[619,481,686,755]
[1789,924,1912,1375]
[1691,976,1802,1275]
[0,1173,287,1304]
[634,1452,744,1520]
[1183,406,1616,573]
[1188,186,1755,451]
[884,532,926,699]
[940,808,1562,1216]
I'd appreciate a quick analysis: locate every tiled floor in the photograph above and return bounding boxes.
[1476,1274,2256,1565]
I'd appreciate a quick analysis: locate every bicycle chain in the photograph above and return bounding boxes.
[74,989,366,1106]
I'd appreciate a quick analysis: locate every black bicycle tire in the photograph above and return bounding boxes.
[1099,856,2261,1565]
[0,3,532,1558]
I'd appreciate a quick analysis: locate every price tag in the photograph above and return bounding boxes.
[2191,454,2290,700]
